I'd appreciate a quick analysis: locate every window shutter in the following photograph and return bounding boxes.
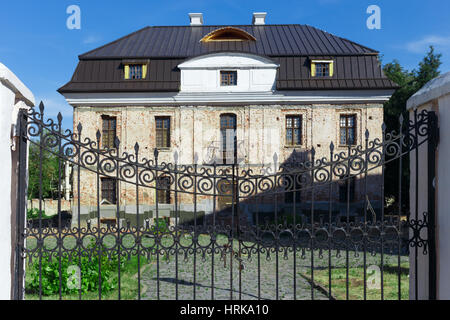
[142,64,147,79]
[329,62,334,77]
[124,65,130,79]
[311,63,316,77]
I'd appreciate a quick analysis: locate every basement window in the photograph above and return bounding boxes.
[220,71,237,86]
[156,176,171,204]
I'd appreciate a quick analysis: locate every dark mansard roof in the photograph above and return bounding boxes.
[58,24,398,93]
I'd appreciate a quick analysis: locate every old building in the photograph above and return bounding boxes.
[58,12,397,226]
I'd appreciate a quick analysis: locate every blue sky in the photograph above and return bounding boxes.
[1,0,449,129]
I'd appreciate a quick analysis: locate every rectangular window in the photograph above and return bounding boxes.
[102,116,116,149]
[315,63,330,77]
[124,64,147,80]
[101,178,117,204]
[220,71,237,86]
[340,114,356,146]
[311,60,333,77]
[156,176,170,204]
[286,115,302,146]
[155,116,170,148]
[339,177,355,203]
[130,65,142,79]
[220,114,237,164]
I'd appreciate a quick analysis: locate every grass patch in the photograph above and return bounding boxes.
[303,264,409,300]
[25,255,153,300]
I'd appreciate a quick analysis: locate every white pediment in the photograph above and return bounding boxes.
[178,52,279,69]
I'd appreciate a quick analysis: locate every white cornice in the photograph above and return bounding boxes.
[63,90,394,106]
[0,62,35,106]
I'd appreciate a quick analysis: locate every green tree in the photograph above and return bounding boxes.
[383,46,442,211]
[27,138,59,200]
[415,46,442,89]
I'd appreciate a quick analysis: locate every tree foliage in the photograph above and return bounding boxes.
[383,46,442,209]
[27,138,59,200]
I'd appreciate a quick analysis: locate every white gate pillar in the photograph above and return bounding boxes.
[407,71,450,300]
[0,63,35,300]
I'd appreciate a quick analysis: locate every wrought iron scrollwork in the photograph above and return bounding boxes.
[18,103,437,300]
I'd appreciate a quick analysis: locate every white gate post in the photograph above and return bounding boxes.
[0,63,35,300]
[407,71,450,300]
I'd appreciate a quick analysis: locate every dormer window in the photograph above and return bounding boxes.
[201,27,256,42]
[124,62,148,80]
[221,71,237,86]
[311,60,334,77]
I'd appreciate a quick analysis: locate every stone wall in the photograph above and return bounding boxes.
[27,198,71,216]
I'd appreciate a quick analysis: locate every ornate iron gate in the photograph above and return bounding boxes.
[13,104,438,300]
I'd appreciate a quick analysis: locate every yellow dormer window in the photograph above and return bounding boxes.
[124,64,147,80]
[311,60,334,77]
[200,27,256,42]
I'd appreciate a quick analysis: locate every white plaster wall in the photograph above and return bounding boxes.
[0,62,34,300]
[437,93,450,299]
[409,103,432,300]
[178,52,278,93]
[0,83,15,300]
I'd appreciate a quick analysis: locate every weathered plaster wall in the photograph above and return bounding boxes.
[71,103,383,226]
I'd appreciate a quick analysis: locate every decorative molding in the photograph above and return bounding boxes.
[63,89,395,106]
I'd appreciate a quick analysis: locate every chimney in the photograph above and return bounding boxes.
[252,12,267,25]
[189,13,203,26]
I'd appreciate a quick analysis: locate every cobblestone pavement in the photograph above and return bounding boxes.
[139,235,407,300]
[141,249,331,300]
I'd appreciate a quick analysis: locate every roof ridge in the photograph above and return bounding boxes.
[144,24,305,27]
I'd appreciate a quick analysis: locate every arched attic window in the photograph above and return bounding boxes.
[200,27,256,42]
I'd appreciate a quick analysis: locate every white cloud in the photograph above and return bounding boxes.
[405,35,450,54]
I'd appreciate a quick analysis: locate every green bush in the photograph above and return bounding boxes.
[27,208,51,220]
[153,217,169,234]
[27,240,125,296]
